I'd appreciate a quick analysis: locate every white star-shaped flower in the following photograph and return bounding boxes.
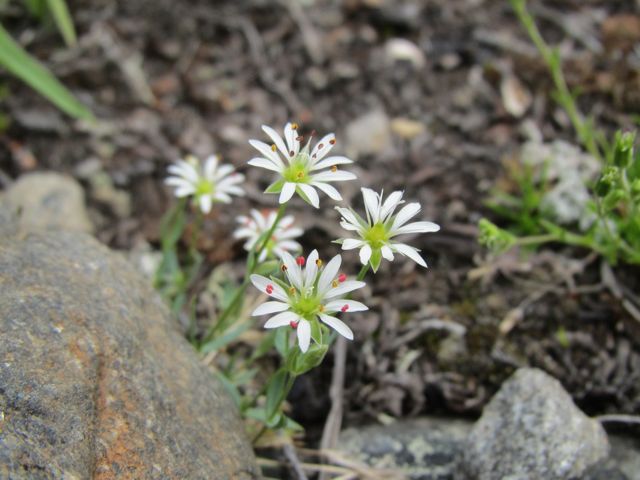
[165,154,244,213]
[336,188,440,271]
[250,250,367,352]
[234,209,303,262]
[248,122,357,208]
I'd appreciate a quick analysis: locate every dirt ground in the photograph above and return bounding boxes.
[1,0,639,441]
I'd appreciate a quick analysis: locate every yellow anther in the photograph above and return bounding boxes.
[315,259,323,267]
[331,165,337,172]
[292,122,299,130]
[319,305,325,312]
[332,280,339,288]
[271,144,277,151]
[289,287,296,294]
[296,171,304,179]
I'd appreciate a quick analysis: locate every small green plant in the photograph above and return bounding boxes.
[0,1,92,119]
[156,124,440,442]
[479,0,640,265]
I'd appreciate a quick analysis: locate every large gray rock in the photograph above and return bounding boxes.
[1,171,93,233]
[0,227,259,479]
[457,368,609,480]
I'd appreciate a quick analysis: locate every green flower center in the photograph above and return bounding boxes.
[291,294,321,319]
[283,154,310,183]
[364,223,389,249]
[195,179,214,196]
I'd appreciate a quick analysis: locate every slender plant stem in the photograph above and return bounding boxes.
[254,203,288,262]
[200,203,288,347]
[510,0,601,161]
[356,263,370,281]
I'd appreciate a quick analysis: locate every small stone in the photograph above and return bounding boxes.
[456,368,610,480]
[1,172,93,234]
[500,74,532,117]
[384,38,426,69]
[391,118,425,140]
[345,109,392,159]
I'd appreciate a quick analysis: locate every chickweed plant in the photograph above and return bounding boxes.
[157,122,439,441]
[479,0,640,265]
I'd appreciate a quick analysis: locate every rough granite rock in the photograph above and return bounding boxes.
[456,368,610,480]
[339,417,472,479]
[1,171,93,233]
[0,228,259,479]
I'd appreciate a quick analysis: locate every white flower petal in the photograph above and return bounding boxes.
[309,133,335,165]
[392,243,428,268]
[391,221,441,236]
[362,188,381,224]
[298,183,320,208]
[391,203,421,231]
[279,182,296,203]
[311,182,342,201]
[264,311,299,329]
[359,244,372,264]
[250,274,288,301]
[165,177,194,189]
[297,319,311,352]
[318,254,342,295]
[319,314,353,340]
[310,155,353,172]
[284,123,300,158]
[252,301,291,316]
[262,124,289,160]
[380,190,404,221]
[310,170,357,182]
[304,250,319,288]
[199,195,212,214]
[381,245,395,261]
[248,157,281,172]
[324,300,368,313]
[213,192,231,203]
[341,238,365,250]
[280,251,304,290]
[204,155,219,179]
[336,207,366,232]
[325,280,366,299]
[174,186,196,197]
[249,139,284,168]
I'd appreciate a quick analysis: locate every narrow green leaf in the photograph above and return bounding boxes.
[266,370,287,419]
[45,0,77,46]
[0,23,92,119]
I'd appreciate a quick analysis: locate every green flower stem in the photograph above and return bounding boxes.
[356,263,370,282]
[510,0,601,161]
[200,203,288,348]
[251,371,297,445]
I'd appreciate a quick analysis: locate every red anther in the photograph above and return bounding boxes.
[318,143,324,149]
[296,135,304,141]
[289,320,299,329]
[329,138,336,145]
[289,150,295,157]
[296,256,305,266]
[341,304,349,312]
[281,264,288,272]
[266,284,274,294]
[338,273,347,283]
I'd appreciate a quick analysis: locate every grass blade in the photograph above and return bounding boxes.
[45,0,76,46]
[0,23,92,119]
